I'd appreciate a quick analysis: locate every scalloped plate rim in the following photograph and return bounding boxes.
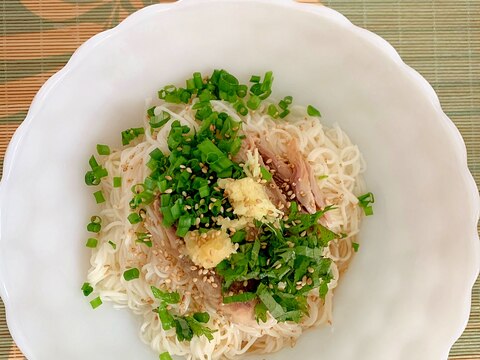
[0,1,478,359]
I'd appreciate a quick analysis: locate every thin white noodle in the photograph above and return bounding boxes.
[87,100,366,359]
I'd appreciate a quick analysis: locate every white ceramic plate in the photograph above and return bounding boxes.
[0,1,478,359]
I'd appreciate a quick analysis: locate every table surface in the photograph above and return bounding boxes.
[0,0,479,359]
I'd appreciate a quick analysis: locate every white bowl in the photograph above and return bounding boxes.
[0,1,478,359]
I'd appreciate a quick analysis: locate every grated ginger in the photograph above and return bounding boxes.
[218,177,283,224]
[184,229,236,269]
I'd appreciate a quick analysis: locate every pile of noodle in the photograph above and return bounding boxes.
[87,99,366,360]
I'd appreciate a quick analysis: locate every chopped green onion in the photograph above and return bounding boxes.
[123,268,140,281]
[198,185,210,198]
[279,109,290,118]
[90,296,102,309]
[108,240,117,249]
[113,176,122,188]
[85,238,98,248]
[85,171,100,186]
[159,352,173,360]
[258,89,272,100]
[268,104,279,119]
[81,282,93,297]
[218,70,239,93]
[96,144,110,156]
[307,105,321,117]
[121,127,145,146]
[247,94,261,110]
[127,212,142,224]
[193,72,203,89]
[87,216,102,233]
[284,96,293,105]
[150,148,164,160]
[358,192,375,216]
[176,215,193,237]
[147,106,156,117]
[236,85,248,98]
[186,78,195,90]
[150,111,171,129]
[352,242,360,252]
[261,71,273,92]
[93,190,105,204]
[89,155,99,169]
[250,75,261,83]
[278,100,288,110]
[85,155,108,186]
[234,101,248,116]
[136,232,153,247]
[260,166,273,181]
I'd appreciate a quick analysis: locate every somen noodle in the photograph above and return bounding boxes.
[82,70,373,360]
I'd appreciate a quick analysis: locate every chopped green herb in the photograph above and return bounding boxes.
[254,302,268,323]
[231,230,246,243]
[193,312,210,323]
[90,296,102,309]
[93,190,105,204]
[81,282,93,297]
[123,268,140,281]
[108,240,117,249]
[85,238,98,248]
[216,206,337,323]
[307,105,321,117]
[260,166,272,181]
[96,144,110,156]
[151,286,180,304]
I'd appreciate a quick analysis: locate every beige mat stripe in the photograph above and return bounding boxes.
[0,0,478,359]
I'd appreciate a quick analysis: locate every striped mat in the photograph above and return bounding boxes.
[0,0,478,359]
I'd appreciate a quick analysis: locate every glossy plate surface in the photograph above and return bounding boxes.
[0,1,478,359]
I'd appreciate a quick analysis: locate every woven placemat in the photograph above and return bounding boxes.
[0,0,479,359]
